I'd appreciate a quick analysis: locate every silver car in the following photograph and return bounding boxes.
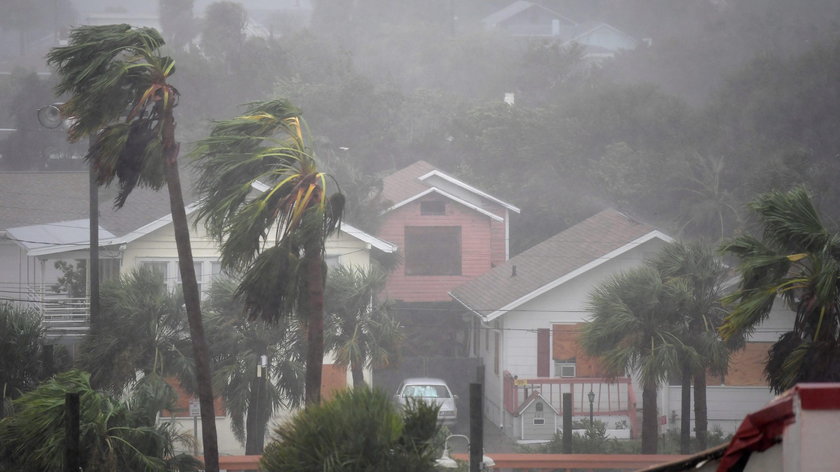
[394,377,457,425]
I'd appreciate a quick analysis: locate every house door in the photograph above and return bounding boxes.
[537,328,550,377]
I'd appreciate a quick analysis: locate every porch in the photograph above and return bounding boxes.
[503,371,639,438]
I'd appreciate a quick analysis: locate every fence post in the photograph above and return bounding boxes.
[562,393,572,454]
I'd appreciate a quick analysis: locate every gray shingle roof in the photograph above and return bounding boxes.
[0,171,190,238]
[450,208,669,320]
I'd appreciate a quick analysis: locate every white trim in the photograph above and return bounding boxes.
[505,209,510,260]
[385,188,504,222]
[482,230,673,322]
[418,170,521,213]
[340,223,398,253]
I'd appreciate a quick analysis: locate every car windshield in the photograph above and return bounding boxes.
[402,384,450,398]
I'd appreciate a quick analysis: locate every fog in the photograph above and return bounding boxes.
[4,0,840,462]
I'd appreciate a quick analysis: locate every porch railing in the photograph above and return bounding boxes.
[504,371,639,435]
[26,287,90,338]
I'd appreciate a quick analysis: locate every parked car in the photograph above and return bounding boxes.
[394,377,458,426]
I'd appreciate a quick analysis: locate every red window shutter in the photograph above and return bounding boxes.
[537,328,550,377]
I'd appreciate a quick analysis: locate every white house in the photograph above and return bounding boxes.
[450,208,671,441]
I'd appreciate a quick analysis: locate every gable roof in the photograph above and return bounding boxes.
[514,391,559,417]
[450,209,672,321]
[482,1,575,28]
[382,160,520,215]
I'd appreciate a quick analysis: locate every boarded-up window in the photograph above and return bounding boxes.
[709,342,772,386]
[552,324,606,378]
[404,226,461,275]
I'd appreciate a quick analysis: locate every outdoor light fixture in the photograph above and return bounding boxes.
[36,103,64,129]
[588,390,595,428]
[436,434,495,471]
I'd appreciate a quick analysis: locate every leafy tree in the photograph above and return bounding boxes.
[325,264,403,387]
[76,268,193,398]
[46,24,220,470]
[51,260,87,297]
[260,387,440,472]
[200,1,247,67]
[203,277,305,454]
[0,370,202,472]
[651,241,732,451]
[582,266,688,453]
[192,98,344,405]
[721,186,840,392]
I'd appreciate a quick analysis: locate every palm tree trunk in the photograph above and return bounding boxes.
[680,362,691,454]
[304,242,325,406]
[351,362,365,388]
[162,112,219,471]
[693,369,708,450]
[641,383,658,454]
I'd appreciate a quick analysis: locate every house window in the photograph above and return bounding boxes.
[325,254,341,268]
[404,226,461,275]
[555,360,576,378]
[420,201,445,215]
[533,418,546,425]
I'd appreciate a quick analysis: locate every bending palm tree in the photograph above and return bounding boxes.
[721,186,840,392]
[204,277,305,454]
[193,99,344,405]
[581,266,689,454]
[47,25,219,470]
[325,264,403,387]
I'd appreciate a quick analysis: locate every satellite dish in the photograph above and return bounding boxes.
[36,104,64,129]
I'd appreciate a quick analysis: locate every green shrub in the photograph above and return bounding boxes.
[260,387,440,472]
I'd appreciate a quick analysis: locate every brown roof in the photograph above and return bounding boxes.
[381,160,438,205]
[450,209,667,320]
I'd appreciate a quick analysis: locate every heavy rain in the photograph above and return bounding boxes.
[1,1,840,471]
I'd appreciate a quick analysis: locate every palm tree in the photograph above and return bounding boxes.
[651,241,732,451]
[721,186,840,392]
[324,264,403,388]
[77,268,193,398]
[260,387,439,472]
[581,266,689,454]
[0,370,202,471]
[203,277,305,454]
[46,24,219,470]
[192,98,344,405]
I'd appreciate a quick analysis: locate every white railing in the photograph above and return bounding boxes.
[26,287,90,337]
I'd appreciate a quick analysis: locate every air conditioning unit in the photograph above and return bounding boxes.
[558,363,576,378]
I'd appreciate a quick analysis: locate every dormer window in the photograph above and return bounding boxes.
[420,201,446,215]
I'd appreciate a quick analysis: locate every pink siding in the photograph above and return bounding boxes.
[380,197,507,302]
